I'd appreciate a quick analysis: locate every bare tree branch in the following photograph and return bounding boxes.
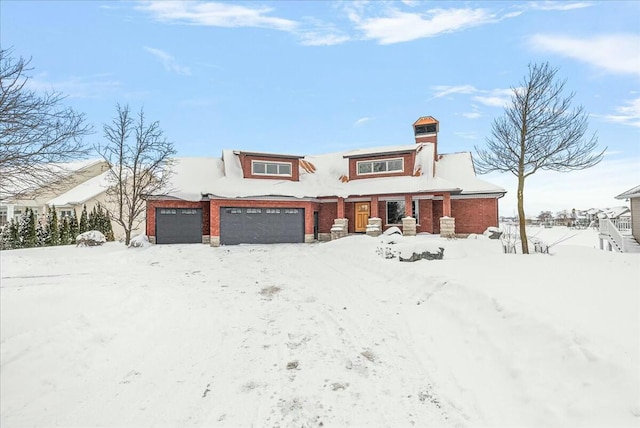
[0,48,93,199]
[96,104,176,245]
[474,62,605,254]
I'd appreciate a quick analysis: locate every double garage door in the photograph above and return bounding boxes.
[156,208,202,244]
[156,206,304,245]
[220,207,304,245]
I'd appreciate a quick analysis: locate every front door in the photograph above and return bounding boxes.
[355,202,370,232]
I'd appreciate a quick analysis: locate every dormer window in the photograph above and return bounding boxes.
[357,158,404,175]
[251,160,292,177]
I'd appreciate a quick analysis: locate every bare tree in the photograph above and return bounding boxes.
[97,104,175,245]
[474,62,604,254]
[0,48,92,199]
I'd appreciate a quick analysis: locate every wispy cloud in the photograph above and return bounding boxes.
[144,47,191,76]
[27,73,121,99]
[349,7,506,44]
[353,117,371,127]
[136,1,297,31]
[454,131,478,139]
[432,85,478,98]
[528,1,593,11]
[599,97,640,128]
[473,89,513,108]
[430,85,512,108]
[529,33,640,77]
[462,111,482,119]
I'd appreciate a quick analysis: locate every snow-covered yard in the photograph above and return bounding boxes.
[1,227,639,427]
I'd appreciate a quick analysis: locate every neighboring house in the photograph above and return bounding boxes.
[598,185,640,253]
[0,159,110,226]
[616,185,640,243]
[145,116,506,245]
[46,170,143,240]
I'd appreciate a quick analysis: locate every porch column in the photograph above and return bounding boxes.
[405,195,413,217]
[443,193,452,217]
[371,196,379,218]
[337,197,345,219]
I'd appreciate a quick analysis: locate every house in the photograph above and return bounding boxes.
[145,116,506,245]
[46,170,144,240]
[0,159,110,226]
[598,185,640,253]
[616,185,640,244]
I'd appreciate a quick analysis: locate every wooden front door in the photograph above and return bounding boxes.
[355,202,370,232]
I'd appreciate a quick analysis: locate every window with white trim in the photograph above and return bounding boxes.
[252,160,292,176]
[60,210,72,218]
[386,200,418,225]
[357,158,403,175]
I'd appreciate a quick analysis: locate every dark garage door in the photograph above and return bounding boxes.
[156,208,202,244]
[220,207,304,245]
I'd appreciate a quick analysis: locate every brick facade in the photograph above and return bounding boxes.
[451,198,499,234]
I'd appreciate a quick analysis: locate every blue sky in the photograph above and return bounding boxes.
[2,1,639,216]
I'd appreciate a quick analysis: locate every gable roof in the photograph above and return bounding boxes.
[153,144,504,202]
[615,185,640,200]
[47,170,112,206]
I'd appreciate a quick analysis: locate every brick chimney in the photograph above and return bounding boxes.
[413,116,439,156]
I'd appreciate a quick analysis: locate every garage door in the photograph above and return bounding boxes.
[220,207,304,245]
[156,208,202,244]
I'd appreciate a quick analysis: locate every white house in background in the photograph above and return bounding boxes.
[46,170,143,240]
[598,185,640,253]
[0,159,110,226]
[615,185,640,244]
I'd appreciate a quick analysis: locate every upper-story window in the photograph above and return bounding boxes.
[252,160,292,177]
[357,158,404,175]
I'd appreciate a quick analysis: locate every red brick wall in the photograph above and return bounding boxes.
[432,200,443,234]
[347,152,416,181]
[208,199,319,236]
[238,154,300,181]
[451,198,498,234]
[345,202,355,233]
[318,202,336,233]
[416,199,434,233]
[146,199,210,237]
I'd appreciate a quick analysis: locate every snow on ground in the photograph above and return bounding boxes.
[1,227,639,427]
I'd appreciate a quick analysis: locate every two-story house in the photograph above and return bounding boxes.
[145,116,506,245]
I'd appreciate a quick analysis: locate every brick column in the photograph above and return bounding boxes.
[337,197,345,218]
[443,193,451,217]
[405,195,413,217]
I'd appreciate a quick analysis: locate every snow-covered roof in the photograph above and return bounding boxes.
[153,145,505,201]
[615,185,640,200]
[47,170,112,206]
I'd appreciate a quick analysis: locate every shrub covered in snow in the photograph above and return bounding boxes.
[383,226,402,236]
[128,234,151,248]
[75,230,106,247]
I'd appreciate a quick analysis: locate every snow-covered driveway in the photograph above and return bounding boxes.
[1,230,638,427]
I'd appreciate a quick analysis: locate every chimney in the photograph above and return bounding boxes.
[412,116,439,156]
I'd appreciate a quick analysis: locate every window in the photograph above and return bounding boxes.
[284,209,299,214]
[60,210,72,218]
[160,209,177,215]
[252,161,292,176]
[226,208,242,214]
[0,210,7,226]
[181,209,198,215]
[415,124,437,134]
[266,208,281,214]
[246,208,262,214]
[386,200,419,225]
[357,158,404,175]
